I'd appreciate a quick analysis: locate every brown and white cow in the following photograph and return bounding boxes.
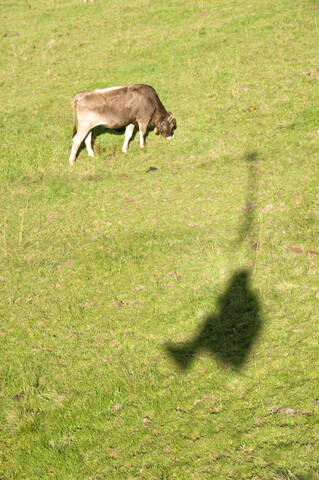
[69,84,176,165]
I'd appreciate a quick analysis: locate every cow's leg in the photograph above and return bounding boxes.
[138,121,148,148]
[84,131,94,157]
[69,127,91,165]
[122,124,135,153]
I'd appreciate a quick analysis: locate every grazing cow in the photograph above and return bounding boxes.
[69,84,176,165]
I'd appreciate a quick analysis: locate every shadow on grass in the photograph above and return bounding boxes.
[76,124,156,157]
[166,151,262,370]
[75,126,128,157]
[165,269,262,370]
[237,151,259,245]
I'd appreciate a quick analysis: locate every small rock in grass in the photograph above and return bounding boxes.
[12,391,25,401]
[279,407,295,415]
[58,259,73,269]
[135,285,145,291]
[142,416,151,426]
[297,410,313,416]
[108,449,118,459]
[212,452,227,460]
[175,406,186,413]
[113,300,128,309]
[271,405,281,413]
[286,246,304,254]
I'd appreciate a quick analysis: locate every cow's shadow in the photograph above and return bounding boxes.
[75,126,128,157]
[76,125,156,157]
[165,269,261,370]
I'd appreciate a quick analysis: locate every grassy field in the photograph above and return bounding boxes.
[1,0,319,478]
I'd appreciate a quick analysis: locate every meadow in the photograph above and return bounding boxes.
[1,0,319,478]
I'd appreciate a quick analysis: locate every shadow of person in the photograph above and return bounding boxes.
[165,269,261,371]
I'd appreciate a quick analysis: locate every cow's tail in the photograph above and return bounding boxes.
[72,96,78,138]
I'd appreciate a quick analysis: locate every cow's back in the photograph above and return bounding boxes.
[73,83,167,130]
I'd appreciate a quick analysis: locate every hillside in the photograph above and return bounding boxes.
[1,1,319,478]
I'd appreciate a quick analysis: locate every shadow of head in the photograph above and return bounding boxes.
[165,269,262,371]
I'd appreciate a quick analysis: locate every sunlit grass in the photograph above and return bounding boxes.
[1,0,319,478]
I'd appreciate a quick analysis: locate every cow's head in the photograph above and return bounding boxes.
[158,112,176,139]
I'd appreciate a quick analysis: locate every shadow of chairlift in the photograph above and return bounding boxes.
[165,152,262,371]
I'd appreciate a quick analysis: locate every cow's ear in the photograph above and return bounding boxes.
[167,112,174,122]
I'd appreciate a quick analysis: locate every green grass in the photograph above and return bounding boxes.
[1,0,319,478]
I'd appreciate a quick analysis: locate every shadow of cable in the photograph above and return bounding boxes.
[237,151,259,245]
[165,269,261,370]
[165,151,263,371]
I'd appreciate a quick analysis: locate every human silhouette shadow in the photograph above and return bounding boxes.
[165,269,261,370]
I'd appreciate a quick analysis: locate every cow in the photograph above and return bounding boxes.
[69,84,176,165]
